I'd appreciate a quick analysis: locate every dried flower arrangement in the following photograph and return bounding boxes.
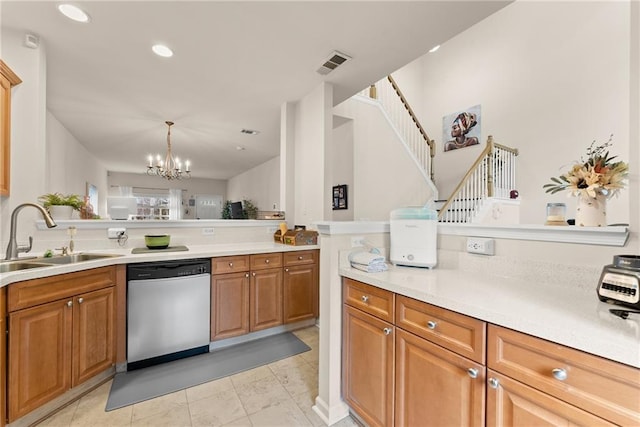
[543,134,628,199]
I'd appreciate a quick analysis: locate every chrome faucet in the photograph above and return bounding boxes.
[5,203,57,260]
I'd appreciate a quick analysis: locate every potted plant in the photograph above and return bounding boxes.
[243,199,258,219]
[38,192,84,220]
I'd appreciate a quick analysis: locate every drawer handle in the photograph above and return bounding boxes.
[467,368,479,379]
[67,300,73,307]
[361,295,369,303]
[229,262,233,267]
[427,320,437,330]
[265,259,270,264]
[298,256,303,260]
[383,327,392,335]
[552,368,568,381]
[488,378,500,389]
[78,297,84,304]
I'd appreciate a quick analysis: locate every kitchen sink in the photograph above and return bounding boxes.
[35,253,123,264]
[0,261,54,273]
[0,253,123,273]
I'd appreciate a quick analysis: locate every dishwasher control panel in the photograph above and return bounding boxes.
[128,259,211,281]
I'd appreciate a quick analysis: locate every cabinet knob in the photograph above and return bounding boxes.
[265,259,270,264]
[67,300,73,307]
[427,320,437,330]
[229,262,233,267]
[551,368,568,381]
[467,368,479,379]
[488,378,500,389]
[383,327,392,335]
[298,256,303,260]
[78,297,84,304]
[285,268,289,272]
[361,295,369,303]
[245,273,249,278]
[252,272,256,277]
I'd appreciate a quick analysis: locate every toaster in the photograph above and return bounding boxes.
[597,255,640,309]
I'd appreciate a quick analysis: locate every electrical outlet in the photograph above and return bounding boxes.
[107,228,126,239]
[202,227,215,236]
[351,236,365,247]
[466,237,495,255]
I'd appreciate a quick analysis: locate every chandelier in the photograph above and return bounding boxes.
[146,121,191,180]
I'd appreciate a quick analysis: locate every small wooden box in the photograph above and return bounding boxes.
[273,229,284,243]
[282,229,318,246]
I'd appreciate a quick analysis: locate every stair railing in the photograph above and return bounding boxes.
[438,136,519,223]
[359,76,435,182]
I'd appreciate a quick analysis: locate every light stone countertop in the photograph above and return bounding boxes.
[0,242,319,288]
[339,254,640,369]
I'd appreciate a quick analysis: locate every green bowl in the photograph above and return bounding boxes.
[144,234,170,249]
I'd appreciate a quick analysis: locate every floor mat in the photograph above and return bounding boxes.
[105,332,310,411]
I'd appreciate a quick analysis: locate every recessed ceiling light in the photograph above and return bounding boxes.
[152,44,173,58]
[241,129,259,135]
[236,146,246,151]
[429,45,441,53]
[58,4,90,23]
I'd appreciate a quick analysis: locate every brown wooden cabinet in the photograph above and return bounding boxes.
[395,328,485,427]
[211,255,251,341]
[283,249,318,323]
[0,60,22,196]
[343,279,395,427]
[343,304,394,427]
[487,324,640,426]
[250,267,283,331]
[7,267,116,422]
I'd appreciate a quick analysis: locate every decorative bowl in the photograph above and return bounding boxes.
[144,234,170,249]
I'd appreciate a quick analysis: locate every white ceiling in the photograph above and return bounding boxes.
[1,1,510,180]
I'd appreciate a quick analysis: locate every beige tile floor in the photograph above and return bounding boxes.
[37,327,357,427]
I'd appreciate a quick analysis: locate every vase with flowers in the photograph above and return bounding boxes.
[543,134,628,227]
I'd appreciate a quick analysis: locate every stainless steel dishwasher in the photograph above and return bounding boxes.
[127,259,211,370]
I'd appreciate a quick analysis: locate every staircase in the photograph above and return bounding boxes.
[356,76,519,224]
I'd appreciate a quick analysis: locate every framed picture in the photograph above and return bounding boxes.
[443,104,481,152]
[332,184,348,210]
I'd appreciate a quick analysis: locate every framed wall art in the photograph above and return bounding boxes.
[443,104,481,152]
[332,184,348,210]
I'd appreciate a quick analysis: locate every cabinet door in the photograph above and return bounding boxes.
[72,287,115,386]
[486,370,616,427]
[343,305,394,427]
[250,268,283,331]
[212,271,250,340]
[8,299,72,422]
[283,263,318,323]
[395,328,485,427]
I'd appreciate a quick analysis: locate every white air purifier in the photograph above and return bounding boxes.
[390,207,438,268]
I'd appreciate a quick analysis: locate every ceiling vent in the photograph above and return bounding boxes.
[316,51,352,75]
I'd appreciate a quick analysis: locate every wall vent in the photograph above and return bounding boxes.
[316,50,352,75]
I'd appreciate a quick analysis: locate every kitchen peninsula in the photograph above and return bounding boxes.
[0,240,319,427]
[338,253,640,426]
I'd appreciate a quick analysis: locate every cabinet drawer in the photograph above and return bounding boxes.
[343,278,394,323]
[250,253,283,270]
[8,267,116,312]
[396,295,485,364]
[283,250,318,266]
[488,324,640,426]
[212,255,250,274]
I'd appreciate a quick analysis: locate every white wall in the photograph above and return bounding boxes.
[292,82,332,227]
[1,29,49,247]
[394,1,632,226]
[330,117,354,221]
[46,112,108,217]
[227,156,280,212]
[332,98,433,220]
